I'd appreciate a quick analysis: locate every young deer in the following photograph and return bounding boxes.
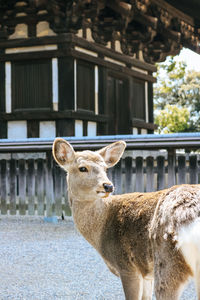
[53,138,200,300]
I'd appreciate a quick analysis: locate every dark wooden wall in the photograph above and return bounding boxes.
[12,59,52,111]
[77,60,95,112]
[0,34,155,139]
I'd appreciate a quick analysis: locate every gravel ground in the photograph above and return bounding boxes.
[0,216,197,300]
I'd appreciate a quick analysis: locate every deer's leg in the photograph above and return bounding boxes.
[142,278,153,300]
[120,270,143,300]
[194,262,200,300]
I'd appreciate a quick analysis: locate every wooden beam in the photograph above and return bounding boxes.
[0,110,109,122]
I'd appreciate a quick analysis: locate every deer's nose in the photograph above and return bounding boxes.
[103,183,114,193]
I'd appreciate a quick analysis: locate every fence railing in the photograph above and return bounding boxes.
[0,133,200,217]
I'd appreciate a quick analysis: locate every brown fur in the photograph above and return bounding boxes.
[53,138,200,300]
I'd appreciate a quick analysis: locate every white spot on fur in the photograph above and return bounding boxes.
[177,217,200,273]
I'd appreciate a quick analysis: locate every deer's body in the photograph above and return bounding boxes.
[53,139,200,300]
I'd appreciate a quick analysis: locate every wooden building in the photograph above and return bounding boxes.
[0,0,199,139]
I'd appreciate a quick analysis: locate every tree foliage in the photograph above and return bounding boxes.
[155,105,190,134]
[154,56,200,133]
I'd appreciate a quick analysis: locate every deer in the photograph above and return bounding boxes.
[52,138,200,300]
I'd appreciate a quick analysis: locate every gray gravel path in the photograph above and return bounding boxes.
[0,216,197,299]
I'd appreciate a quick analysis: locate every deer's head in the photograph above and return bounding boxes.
[53,139,126,201]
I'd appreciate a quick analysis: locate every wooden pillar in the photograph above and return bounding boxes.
[146,156,154,192]
[0,160,7,214]
[124,157,133,193]
[189,155,198,184]
[135,157,144,192]
[177,155,186,184]
[36,158,45,215]
[157,156,165,190]
[168,149,176,187]
[18,159,26,215]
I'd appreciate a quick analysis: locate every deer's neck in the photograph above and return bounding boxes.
[70,193,110,250]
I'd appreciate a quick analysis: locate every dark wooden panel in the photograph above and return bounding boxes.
[146,156,154,192]
[168,149,176,187]
[9,159,17,215]
[0,121,7,139]
[77,60,95,112]
[46,152,54,217]
[18,159,26,215]
[83,120,87,136]
[0,160,7,214]
[27,159,35,215]
[27,120,39,138]
[98,66,107,115]
[189,155,198,184]
[124,157,133,193]
[36,158,45,215]
[0,62,5,112]
[116,78,131,134]
[106,74,131,135]
[12,59,52,111]
[131,78,145,121]
[106,76,116,134]
[97,123,107,135]
[112,160,123,195]
[148,81,154,125]
[58,57,74,110]
[56,119,75,137]
[135,157,144,192]
[178,155,186,184]
[157,156,165,190]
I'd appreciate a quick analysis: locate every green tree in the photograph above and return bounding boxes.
[155,104,190,134]
[154,56,200,132]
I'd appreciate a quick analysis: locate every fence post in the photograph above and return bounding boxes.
[0,160,7,215]
[27,159,35,215]
[18,159,26,215]
[135,157,144,192]
[45,151,57,223]
[146,156,154,192]
[157,156,165,190]
[37,158,45,215]
[178,155,186,185]
[112,160,123,195]
[124,157,133,193]
[189,155,198,184]
[9,159,16,215]
[168,149,176,187]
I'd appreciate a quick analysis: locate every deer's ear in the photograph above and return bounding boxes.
[98,141,126,168]
[53,138,75,167]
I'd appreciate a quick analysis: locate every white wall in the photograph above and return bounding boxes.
[8,121,27,139]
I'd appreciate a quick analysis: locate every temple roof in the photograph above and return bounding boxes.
[0,0,199,63]
[166,0,200,27]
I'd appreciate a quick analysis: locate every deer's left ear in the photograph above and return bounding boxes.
[97,141,126,168]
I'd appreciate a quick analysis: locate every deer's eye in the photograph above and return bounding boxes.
[79,167,88,172]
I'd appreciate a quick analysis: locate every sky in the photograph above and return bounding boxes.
[176,48,200,71]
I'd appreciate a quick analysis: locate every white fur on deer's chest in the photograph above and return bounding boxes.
[177,217,200,273]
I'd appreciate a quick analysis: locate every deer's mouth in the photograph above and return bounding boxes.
[97,191,110,198]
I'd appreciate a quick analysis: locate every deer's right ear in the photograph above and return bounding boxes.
[52,138,75,167]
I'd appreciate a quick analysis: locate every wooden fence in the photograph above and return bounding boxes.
[0,134,200,217]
